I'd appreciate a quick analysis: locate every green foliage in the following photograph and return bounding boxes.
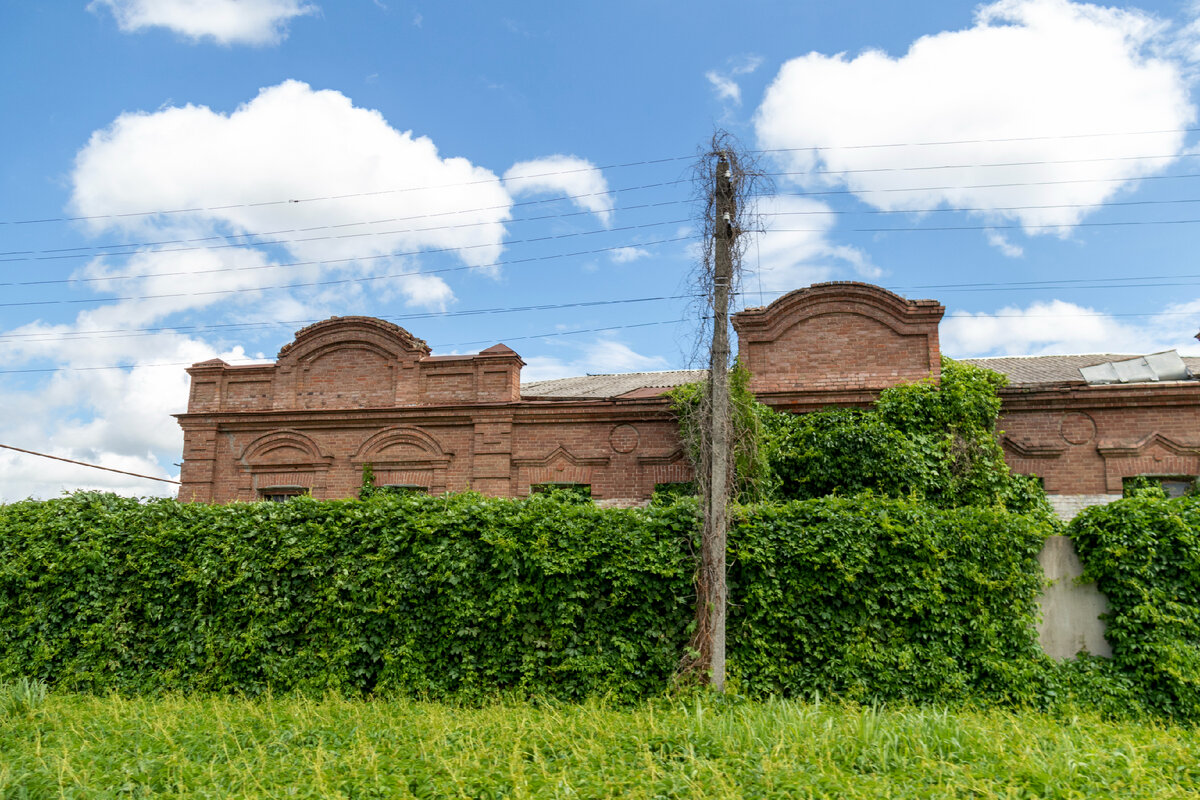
[668,363,775,502]
[1122,475,1169,499]
[729,495,1053,704]
[0,491,695,700]
[358,462,377,500]
[651,481,697,504]
[764,408,934,501]
[765,359,1053,515]
[529,483,593,501]
[1068,493,1200,722]
[0,491,1055,708]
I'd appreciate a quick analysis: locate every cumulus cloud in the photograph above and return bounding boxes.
[743,195,877,294]
[521,337,669,382]
[89,0,318,45]
[72,80,512,271]
[941,297,1200,357]
[754,0,1195,234]
[504,155,614,226]
[0,324,250,501]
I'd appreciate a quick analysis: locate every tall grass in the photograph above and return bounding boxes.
[2,693,1197,798]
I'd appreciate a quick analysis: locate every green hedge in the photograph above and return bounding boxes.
[0,492,1052,703]
[729,496,1052,704]
[1068,493,1200,721]
[0,492,694,700]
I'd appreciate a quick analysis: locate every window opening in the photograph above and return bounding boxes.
[259,486,309,503]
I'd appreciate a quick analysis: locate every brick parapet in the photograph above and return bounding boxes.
[733,281,944,395]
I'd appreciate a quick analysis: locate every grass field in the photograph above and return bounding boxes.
[1,687,1197,798]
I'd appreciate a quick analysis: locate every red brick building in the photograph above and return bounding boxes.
[176,282,1199,515]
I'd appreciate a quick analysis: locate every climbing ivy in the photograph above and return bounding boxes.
[0,491,1053,705]
[1067,493,1200,721]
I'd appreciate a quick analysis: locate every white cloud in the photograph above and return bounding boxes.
[521,338,669,382]
[985,230,1025,258]
[941,297,1200,357]
[0,325,250,501]
[0,447,178,502]
[755,0,1195,234]
[89,0,318,46]
[609,246,650,264]
[744,195,876,295]
[504,155,613,226]
[72,80,512,273]
[706,72,743,104]
[706,55,763,105]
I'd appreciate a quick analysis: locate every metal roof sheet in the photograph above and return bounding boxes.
[521,369,705,399]
[962,354,1200,386]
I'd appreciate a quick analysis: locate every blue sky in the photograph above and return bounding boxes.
[3,0,1200,498]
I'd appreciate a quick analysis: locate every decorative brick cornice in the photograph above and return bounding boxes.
[511,445,611,468]
[1001,436,1067,459]
[277,316,430,360]
[1096,432,1200,457]
[733,282,944,342]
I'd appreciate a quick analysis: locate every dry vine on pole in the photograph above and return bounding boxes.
[677,131,767,691]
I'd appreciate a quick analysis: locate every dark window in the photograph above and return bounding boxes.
[378,484,428,495]
[1123,475,1198,498]
[259,486,308,503]
[652,481,697,503]
[530,483,592,500]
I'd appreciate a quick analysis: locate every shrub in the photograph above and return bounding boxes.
[0,492,1054,707]
[1068,493,1200,721]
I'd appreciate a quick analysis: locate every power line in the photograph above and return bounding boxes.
[10,164,1200,269]
[763,196,1200,217]
[1,158,695,227]
[0,318,692,375]
[755,126,1200,154]
[0,215,690,266]
[769,151,1199,179]
[6,126,1199,228]
[0,184,692,261]
[17,193,1200,267]
[0,294,696,344]
[0,443,180,485]
[9,191,1200,293]
[772,171,1200,200]
[0,234,695,308]
[766,217,1200,235]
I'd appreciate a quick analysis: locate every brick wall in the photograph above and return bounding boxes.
[176,286,1200,505]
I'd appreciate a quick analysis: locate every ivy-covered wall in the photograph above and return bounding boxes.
[1067,491,1200,721]
[0,491,1052,705]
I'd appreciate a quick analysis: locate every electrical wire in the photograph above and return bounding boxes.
[0,294,697,344]
[5,125,1199,227]
[0,234,695,308]
[0,443,180,484]
[0,318,693,374]
[17,193,1200,266]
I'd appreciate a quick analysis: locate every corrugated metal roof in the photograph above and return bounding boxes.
[521,369,705,399]
[961,354,1200,386]
[518,356,1199,400]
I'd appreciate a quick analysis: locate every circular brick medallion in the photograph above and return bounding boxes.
[609,424,640,453]
[1060,412,1096,445]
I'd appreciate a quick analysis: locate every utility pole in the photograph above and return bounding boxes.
[702,152,736,691]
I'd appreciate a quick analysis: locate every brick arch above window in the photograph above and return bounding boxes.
[239,428,333,469]
[352,426,453,494]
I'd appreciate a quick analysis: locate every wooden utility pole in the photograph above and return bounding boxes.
[702,152,736,691]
